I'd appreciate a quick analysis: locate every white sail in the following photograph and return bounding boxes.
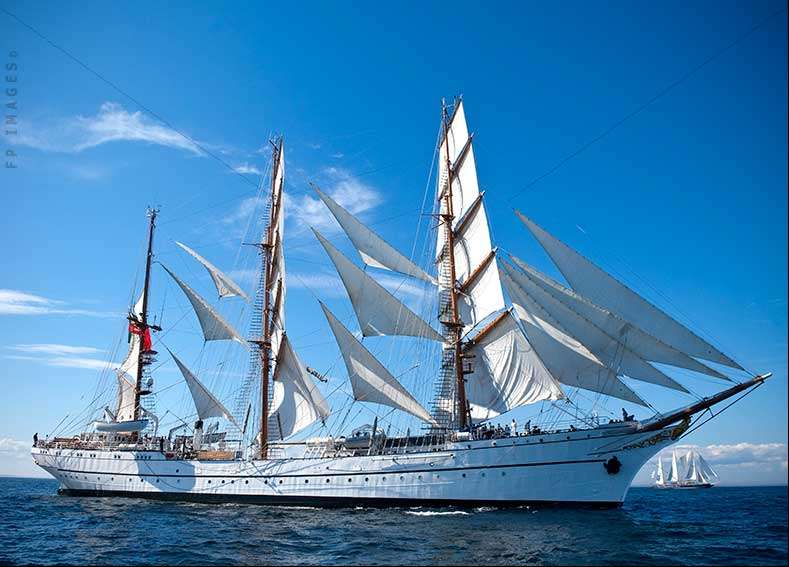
[314,229,443,342]
[434,101,505,333]
[162,264,245,345]
[517,213,742,369]
[175,241,249,301]
[115,371,137,422]
[501,260,687,392]
[656,457,665,485]
[669,450,680,483]
[696,453,718,484]
[168,349,237,426]
[321,303,437,425]
[464,312,564,421]
[269,232,286,355]
[684,450,698,481]
[437,100,479,222]
[511,303,646,406]
[315,187,435,284]
[269,335,330,440]
[508,255,729,381]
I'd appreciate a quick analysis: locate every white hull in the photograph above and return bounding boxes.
[33,424,676,507]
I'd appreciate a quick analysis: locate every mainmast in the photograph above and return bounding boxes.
[133,207,158,421]
[440,98,469,430]
[257,137,284,458]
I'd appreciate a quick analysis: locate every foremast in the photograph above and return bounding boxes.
[132,207,159,423]
[256,137,284,459]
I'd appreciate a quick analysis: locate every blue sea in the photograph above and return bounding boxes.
[0,478,785,565]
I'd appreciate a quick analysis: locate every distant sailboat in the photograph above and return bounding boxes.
[653,449,718,488]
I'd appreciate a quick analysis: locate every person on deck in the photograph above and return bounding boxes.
[511,419,517,437]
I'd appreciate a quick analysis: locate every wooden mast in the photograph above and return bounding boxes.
[133,207,158,421]
[258,137,283,459]
[440,98,469,430]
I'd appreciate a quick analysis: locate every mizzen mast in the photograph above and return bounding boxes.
[132,207,159,422]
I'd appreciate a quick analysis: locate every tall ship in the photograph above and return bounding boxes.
[32,98,769,507]
[653,449,718,489]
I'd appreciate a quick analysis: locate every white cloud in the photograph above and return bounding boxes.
[15,102,202,155]
[331,152,345,159]
[8,344,103,356]
[288,167,382,233]
[233,162,263,176]
[0,289,115,317]
[0,437,48,478]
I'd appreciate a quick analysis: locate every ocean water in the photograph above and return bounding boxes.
[0,478,785,565]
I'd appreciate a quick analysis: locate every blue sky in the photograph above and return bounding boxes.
[0,0,786,484]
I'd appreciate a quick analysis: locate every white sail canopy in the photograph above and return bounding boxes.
[267,148,287,355]
[314,229,443,342]
[162,264,245,345]
[321,303,437,425]
[511,302,647,407]
[696,453,718,483]
[508,255,729,381]
[501,260,687,392]
[669,450,681,483]
[269,335,331,440]
[435,101,505,332]
[315,187,435,284]
[464,312,564,421]
[175,241,249,301]
[115,371,136,422]
[168,349,237,426]
[516,212,742,370]
[655,457,665,485]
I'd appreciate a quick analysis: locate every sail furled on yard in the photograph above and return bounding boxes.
[463,311,564,421]
[168,349,237,425]
[269,335,330,439]
[436,101,505,332]
[508,255,729,381]
[175,241,249,301]
[314,187,435,284]
[321,303,437,425]
[516,212,742,370]
[501,259,687,392]
[161,264,245,345]
[314,229,443,342]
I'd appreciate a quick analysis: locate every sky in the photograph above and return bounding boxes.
[0,0,786,484]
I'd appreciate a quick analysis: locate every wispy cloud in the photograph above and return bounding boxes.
[288,167,382,232]
[331,152,345,159]
[233,162,263,176]
[0,437,48,478]
[0,289,115,317]
[16,102,202,155]
[5,343,116,371]
[8,344,103,356]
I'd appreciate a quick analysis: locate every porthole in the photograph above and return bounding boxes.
[221,480,225,484]
[382,477,386,482]
[326,479,330,483]
[481,472,486,478]
[400,476,404,481]
[176,479,180,483]
[156,479,160,483]
[279,480,283,485]
[540,439,544,443]
[501,471,506,477]
[418,475,422,480]
[176,469,179,473]
[208,480,212,484]
[566,436,571,440]
[461,473,466,478]
[365,477,369,482]
[305,479,309,484]
[347,478,352,483]
[245,480,249,484]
